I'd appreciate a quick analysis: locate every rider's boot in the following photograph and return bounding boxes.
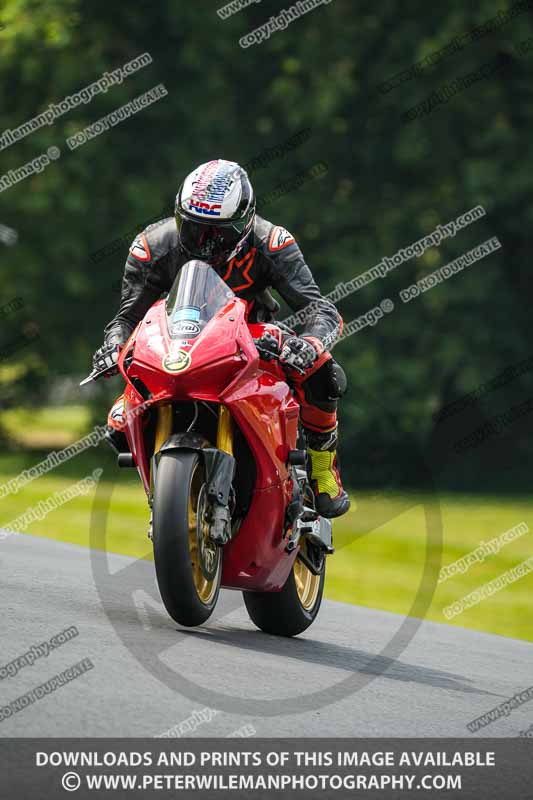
[305,425,351,519]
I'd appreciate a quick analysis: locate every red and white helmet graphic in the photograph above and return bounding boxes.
[175,160,256,267]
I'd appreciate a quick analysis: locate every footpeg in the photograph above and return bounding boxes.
[287,514,333,554]
[288,449,307,466]
[304,516,333,551]
[118,453,135,468]
[285,531,300,553]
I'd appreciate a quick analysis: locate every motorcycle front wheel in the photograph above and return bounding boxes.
[153,451,222,627]
[243,538,325,637]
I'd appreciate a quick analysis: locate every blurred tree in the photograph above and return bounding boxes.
[0,0,531,488]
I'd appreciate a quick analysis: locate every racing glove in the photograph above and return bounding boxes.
[92,342,121,378]
[279,336,324,374]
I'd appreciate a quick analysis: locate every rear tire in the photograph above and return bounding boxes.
[243,539,325,637]
[153,451,221,627]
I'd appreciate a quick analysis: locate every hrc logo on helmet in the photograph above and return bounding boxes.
[188,199,222,216]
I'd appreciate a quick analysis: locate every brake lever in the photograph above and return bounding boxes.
[79,367,116,387]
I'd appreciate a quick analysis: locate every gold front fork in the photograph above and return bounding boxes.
[216,405,233,455]
[154,403,173,454]
[150,404,174,510]
[154,402,232,455]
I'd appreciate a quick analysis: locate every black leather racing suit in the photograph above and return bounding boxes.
[104,215,346,439]
[105,215,341,350]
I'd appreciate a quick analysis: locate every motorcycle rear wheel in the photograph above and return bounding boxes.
[153,451,222,627]
[243,539,325,637]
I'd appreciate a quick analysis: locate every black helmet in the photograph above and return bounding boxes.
[175,159,255,268]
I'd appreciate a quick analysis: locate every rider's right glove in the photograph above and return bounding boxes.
[92,342,121,378]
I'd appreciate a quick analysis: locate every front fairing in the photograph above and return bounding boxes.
[121,297,248,402]
[119,261,249,402]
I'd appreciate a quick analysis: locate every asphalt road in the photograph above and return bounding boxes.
[1,533,532,738]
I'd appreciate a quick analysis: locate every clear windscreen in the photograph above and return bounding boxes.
[165,260,234,340]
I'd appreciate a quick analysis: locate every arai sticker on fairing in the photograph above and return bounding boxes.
[170,307,201,338]
[170,321,201,338]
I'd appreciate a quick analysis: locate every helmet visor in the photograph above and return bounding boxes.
[176,214,245,266]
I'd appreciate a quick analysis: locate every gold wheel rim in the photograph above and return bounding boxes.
[188,465,220,605]
[293,539,321,611]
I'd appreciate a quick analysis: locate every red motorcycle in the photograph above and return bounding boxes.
[83,261,333,636]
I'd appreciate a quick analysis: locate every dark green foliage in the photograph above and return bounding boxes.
[0,0,530,489]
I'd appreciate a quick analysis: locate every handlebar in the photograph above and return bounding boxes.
[82,329,302,387]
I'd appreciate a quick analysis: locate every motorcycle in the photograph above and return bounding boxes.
[82,260,334,636]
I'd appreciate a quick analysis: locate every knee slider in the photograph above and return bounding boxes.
[302,358,347,406]
[327,359,347,399]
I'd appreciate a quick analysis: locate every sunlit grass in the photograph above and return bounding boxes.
[2,405,91,447]
[330,493,533,642]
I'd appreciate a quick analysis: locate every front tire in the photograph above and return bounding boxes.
[153,451,222,627]
[243,539,325,637]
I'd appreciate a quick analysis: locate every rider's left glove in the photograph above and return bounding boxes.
[92,342,121,378]
[279,336,324,374]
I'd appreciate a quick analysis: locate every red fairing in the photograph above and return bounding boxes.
[115,297,301,591]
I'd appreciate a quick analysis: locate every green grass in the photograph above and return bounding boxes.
[2,405,91,447]
[330,493,532,642]
[1,406,532,642]
[0,449,151,559]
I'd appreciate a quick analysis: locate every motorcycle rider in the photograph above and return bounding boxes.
[94,159,350,518]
